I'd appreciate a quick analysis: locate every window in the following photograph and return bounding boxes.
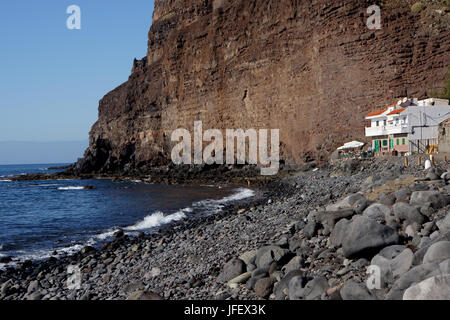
[402,138,406,145]
[383,140,388,146]
[396,139,399,145]
[383,120,387,126]
[376,121,379,127]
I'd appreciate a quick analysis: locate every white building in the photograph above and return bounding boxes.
[365,98,413,155]
[401,102,450,154]
[365,97,450,155]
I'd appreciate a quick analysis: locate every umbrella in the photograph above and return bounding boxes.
[337,141,365,151]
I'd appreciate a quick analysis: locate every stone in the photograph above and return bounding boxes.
[405,224,419,237]
[239,250,257,266]
[413,232,450,265]
[304,221,320,239]
[122,281,145,294]
[145,267,161,279]
[436,214,450,233]
[441,172,450,181]
[227,271,252,287]
[274,270,304,300]
[282,256,303,274]
[371,248,414,285]
[26,291,44,301]
[0,256,12,264]
[426,169,441,181]
[423,241,450,264]
[378,193,396,206]
[385,263,442,300]
[392,202,425,225]
[326,193,365,211]
[395,188,412,200]
[288,275,308,300]
[27,280,40,293]
[254,277,276,299]
[340,281,377,300]
[341,216,399,258]
[362,203,391,222]
[1,279,15,297]
[80,246,96,255]
[329,218,351,247]
[318,209,355,228]
[403,275,450,300]
[114,229,124,238]
[255,246,290,270]
[218,258,246,283]
[126,290,162,300]
[410,191,449,209]
[301,277,329,300]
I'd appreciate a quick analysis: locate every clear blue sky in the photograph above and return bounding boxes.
[0,0,155,143]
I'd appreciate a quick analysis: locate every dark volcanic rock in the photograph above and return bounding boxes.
[217,258,246,283]
[341,216,399,258]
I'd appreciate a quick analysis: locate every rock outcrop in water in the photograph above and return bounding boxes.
[75,0,450,174]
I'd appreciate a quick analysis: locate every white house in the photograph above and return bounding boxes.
[400,101,450,154]
[365,97,450,155]
[365,98,413,155]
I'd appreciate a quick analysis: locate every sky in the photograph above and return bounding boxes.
[0,1,155,164]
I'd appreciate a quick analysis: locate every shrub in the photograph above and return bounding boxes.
[411,2,426,13]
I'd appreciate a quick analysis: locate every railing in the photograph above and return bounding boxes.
[365,125,408,137]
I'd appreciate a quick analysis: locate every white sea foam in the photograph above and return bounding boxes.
[0,179,12,182]
[0,187,255,268]
[125,208,192,231]
[193,188,255,212]
[58,186,85,190]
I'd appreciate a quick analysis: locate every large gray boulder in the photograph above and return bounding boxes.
[329,218,351,247]
[392,202,425,225]
[385,262,446,300]
[403,275,450,300]
[436,213,450,233]
[341,216,399,258]
[217,258,246,283]
[371,248,414,286]
[410,191,449,209]
[363,203,391,222]
[255,246,290,269]
[412,231,450,265]
[340,281,377,300]
[423,241,450,264]
[289,276,328,300]
[274,270,304,300]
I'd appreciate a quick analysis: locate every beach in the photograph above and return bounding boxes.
[1,157,449,300]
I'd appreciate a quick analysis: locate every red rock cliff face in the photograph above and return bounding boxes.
[76,0,450,174]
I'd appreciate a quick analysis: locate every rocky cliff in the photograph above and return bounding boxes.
[75,0,450,174]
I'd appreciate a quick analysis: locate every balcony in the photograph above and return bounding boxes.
[365,124,409,137]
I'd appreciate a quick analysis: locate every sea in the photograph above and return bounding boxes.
[0,164,254,268]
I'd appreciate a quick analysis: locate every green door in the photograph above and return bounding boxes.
[390,139,394,150]
[374,140,379,152]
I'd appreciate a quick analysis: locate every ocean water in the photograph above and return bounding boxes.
[0,164,254,267]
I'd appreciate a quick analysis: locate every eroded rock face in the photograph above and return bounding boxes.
[76,0,450,173]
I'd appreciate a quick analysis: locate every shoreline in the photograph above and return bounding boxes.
[1,157,449,300]
[0,180,267,269]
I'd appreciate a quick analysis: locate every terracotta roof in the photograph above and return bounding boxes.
[386,108,406,115]
[365,109,387,117]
